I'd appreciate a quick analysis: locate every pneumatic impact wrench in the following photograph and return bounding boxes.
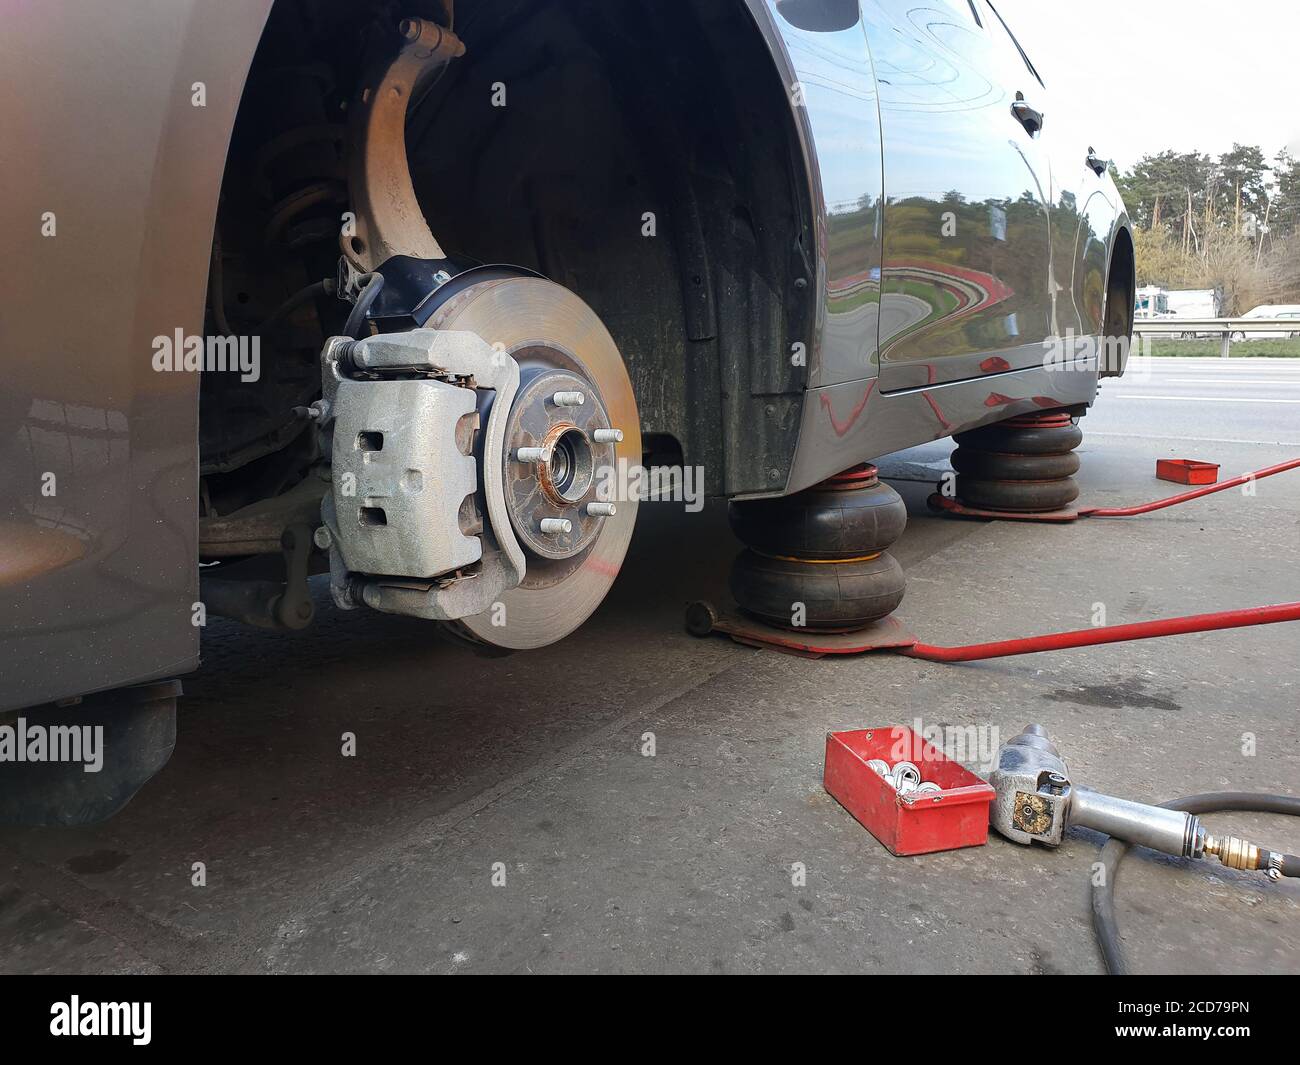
[988,725,1295,880]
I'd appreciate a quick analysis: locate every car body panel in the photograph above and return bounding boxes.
[865,0,1056,393]
[749,0,1121,492]
[750,0,887,390]
[0,0,272,712]
[788,355,1098,493]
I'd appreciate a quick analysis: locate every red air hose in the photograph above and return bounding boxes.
[900,601,1300,662]
[1080,458,1300,517]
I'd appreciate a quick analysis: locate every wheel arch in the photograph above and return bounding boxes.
[208,0,821,498]
[1099,220,1136,377]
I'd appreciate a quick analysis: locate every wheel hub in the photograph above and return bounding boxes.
[501,366,618,562]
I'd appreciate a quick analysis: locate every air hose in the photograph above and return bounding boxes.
[1091,792,1300,975]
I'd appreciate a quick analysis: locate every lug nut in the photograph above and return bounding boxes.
[592,428,623,443]
[540,518,572,535]
[870,758,943,798]
[586,502,617,517]
[516,446,552,463]
[551,391,586,407]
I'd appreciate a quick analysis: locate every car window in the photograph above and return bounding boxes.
[981,1,1045,88]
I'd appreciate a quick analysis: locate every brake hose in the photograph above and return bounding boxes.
[344,272,385,339]
[255,278,336,338]
[1092,792,1300,975]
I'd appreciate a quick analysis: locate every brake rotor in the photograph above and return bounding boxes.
[424,275,641,649]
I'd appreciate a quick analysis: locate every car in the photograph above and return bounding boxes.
[0,0,1134,823]
[1235,305,1300,339]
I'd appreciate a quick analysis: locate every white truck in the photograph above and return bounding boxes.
[1135,287,1223,336]
[1165,289,1222,319]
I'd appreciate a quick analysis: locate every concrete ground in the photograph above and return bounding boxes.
[2,356,1298,974]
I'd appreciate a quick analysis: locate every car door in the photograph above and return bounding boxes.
[863,0,1055,391]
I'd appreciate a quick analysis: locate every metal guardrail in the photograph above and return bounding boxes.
[1132,317,1300,356]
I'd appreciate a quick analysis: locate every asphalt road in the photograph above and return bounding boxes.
[2,357,1297,974]
[1091,356,1300,445]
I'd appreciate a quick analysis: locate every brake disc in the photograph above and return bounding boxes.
[425,275,641,649]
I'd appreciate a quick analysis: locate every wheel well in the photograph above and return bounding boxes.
[203,0,813,510]
[1107,226,1136,337]
[1100,224,1135,376]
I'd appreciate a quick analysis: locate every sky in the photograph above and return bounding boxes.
[993,0,1300,174]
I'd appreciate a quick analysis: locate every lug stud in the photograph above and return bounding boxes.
[516,446,552,463]
[586,502,617,517]
[551,391,586,407]
[592,428,623,443]
[540,517,573,535]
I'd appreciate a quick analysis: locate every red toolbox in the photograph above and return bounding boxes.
[1156,458,1219,485]
[823,726,995,856]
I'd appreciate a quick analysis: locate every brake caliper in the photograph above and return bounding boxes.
[316,329,526,621]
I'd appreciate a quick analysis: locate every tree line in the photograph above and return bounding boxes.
[1112,144,1300,313]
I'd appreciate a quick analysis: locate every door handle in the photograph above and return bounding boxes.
[1086,147,1108,176]
[1011,96,1043,136]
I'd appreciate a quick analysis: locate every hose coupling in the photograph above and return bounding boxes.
[1202,833,1262,872]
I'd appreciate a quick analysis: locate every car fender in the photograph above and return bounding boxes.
[0,0,273,710]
